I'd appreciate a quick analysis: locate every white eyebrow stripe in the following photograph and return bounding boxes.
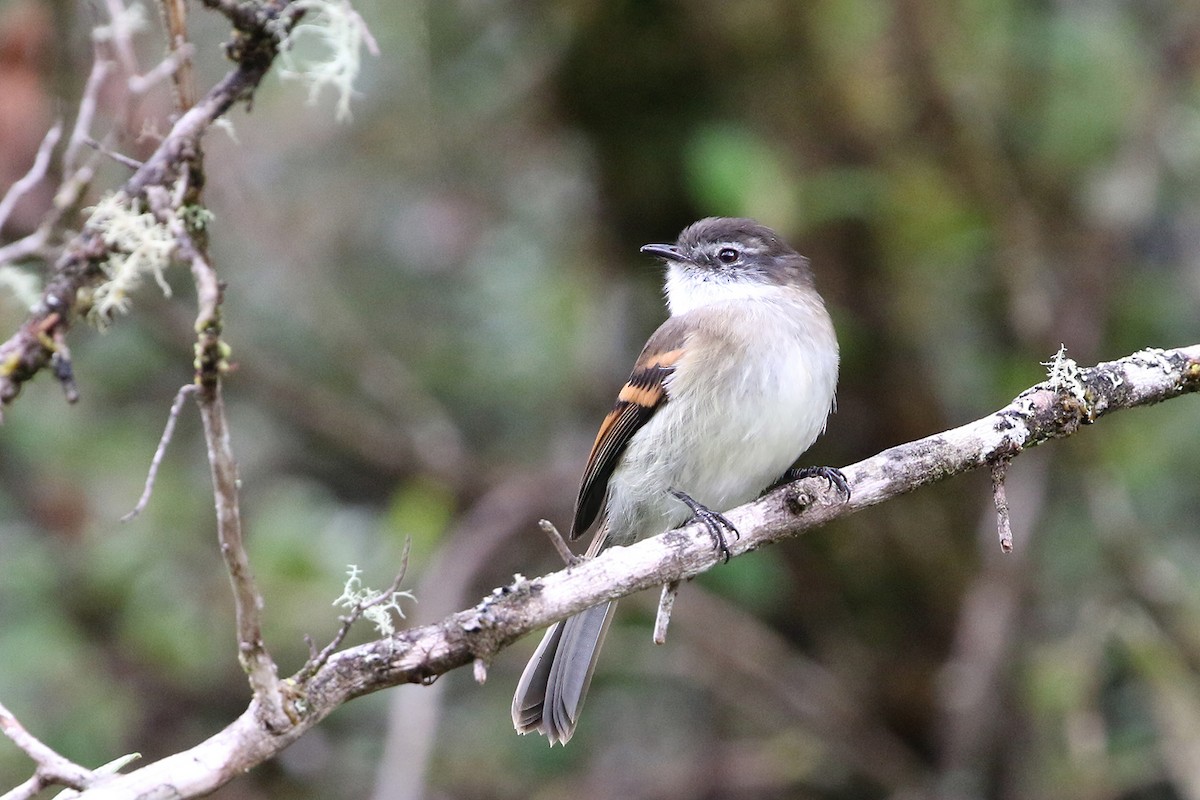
[700,238,767,255]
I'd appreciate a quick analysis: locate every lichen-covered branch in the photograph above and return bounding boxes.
[0,0,299,413]
[62,343,1200,799]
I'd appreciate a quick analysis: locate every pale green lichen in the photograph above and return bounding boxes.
[180,203,215,233]
[278,0,379,123]
[334,564,415,637]
[84,192,177,326]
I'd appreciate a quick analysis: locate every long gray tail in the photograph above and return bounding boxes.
[511,600,617,745]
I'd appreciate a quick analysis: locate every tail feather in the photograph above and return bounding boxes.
[511,601,616,745]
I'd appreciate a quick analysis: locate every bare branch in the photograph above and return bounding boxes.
[537,518,578,566]
[156,0,197,111]
[64,57,113,175]
[198,360,287,726]
[0,775,43,800]
[0,54,117,270]
[99,0,142,81]
[0,700,95,797]
[173,219,287,731]
[0,121,62,236]
[652,580,680,645]
[990,457,1014,553]
[81,137,143,171]
[122,383,197,521]
[60,343,1200,800]
[128,44,196,98]
[0,229,49,268]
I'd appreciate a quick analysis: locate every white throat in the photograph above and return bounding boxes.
[664,264,783,316]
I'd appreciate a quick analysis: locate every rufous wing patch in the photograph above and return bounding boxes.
[570,328,689,539]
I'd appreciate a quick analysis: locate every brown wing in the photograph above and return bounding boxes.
[570,318,690,539]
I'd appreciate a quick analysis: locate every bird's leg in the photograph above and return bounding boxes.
[767,465,851,499]
[670,489,739,563]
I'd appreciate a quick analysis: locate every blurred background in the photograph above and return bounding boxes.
[1,0,1200,798]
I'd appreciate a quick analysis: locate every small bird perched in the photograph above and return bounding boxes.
[512,217,845,745]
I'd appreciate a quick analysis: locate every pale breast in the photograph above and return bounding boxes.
[603,293,838,544]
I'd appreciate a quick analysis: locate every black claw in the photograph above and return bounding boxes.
[782,466,851,500]
[671,489,739,563]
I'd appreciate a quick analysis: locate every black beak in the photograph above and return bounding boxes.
[640,243,685,261]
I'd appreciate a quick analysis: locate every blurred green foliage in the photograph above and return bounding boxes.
[1,0,1200,798]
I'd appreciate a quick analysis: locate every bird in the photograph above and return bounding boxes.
[512,217,845,745]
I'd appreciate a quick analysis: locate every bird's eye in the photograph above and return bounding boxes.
[717,247,739,264]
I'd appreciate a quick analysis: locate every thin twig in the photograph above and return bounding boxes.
[991,458,1014,553]
[64,57,113,175]
[0,136,105,267]
[17,55,114,267]
[100,0,141,79]
[297,538,414,683]
[199,379,287,726]
[128,44,196,98]
[81,137,144,171]
[160,160,286,724]
[653,580,680,645]
[0,230,49,267]
[175,220,288,731]
[0,774,44,800]
[122,383,197,521]
[0,700,95,796]
[156,0,197,111]
[538,519,578,566]
[0,122,62,236]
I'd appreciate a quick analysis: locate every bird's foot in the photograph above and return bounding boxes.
[776,465,851,500]
[670,489,739,563]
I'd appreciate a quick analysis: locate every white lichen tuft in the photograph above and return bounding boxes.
[334,564,415,637]
[278,0,379,123]
[84,192,177,326]
[0,266,43,310]
[1042,344,1087,404]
